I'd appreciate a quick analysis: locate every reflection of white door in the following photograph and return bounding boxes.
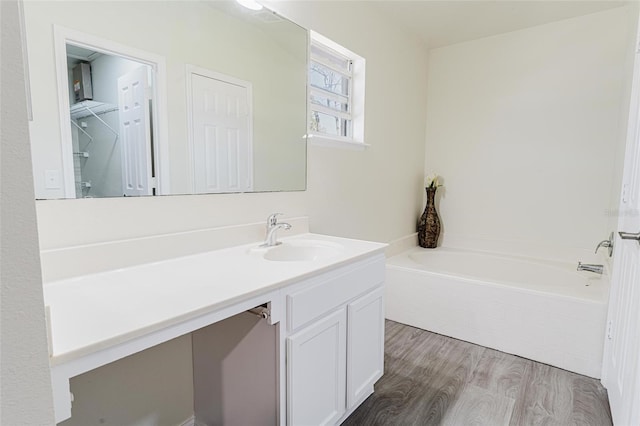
[601,19,640,426]
[190,73,252,194]
[118,66,153,196]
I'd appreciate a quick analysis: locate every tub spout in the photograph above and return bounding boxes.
[577,262,603,275]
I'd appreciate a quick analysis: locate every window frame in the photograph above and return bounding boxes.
[308,31,366,149]
[309,41,353,139]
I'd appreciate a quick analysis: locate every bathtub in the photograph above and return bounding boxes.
[386,246,609,378]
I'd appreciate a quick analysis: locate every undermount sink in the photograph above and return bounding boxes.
[263,240,343,262]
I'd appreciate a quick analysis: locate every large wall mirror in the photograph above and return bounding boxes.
[23,1,308,199]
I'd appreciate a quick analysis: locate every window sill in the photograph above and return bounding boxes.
[308,135,370,151]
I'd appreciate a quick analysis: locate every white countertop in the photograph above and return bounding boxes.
[44,233,386,366]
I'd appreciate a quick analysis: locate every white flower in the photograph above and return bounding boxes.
[425,173,439,188]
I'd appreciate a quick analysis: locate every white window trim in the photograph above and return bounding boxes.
[308,30,365,148]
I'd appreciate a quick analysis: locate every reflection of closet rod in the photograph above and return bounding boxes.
[70,101,119,138]
[82,107,118,137]
[70,120,93,141]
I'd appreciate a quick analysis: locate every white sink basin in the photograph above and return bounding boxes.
[263,240,343,262]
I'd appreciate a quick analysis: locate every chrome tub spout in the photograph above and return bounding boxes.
[577,262,603,275]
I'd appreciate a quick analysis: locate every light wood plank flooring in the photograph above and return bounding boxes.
[343,320,612,426]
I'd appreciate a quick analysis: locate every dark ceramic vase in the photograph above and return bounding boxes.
[418,186,440,248]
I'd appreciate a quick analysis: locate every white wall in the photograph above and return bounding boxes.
[270,1,430,242]
[31,2,429,424]
[0,0,55,424]
[424,6,637,254]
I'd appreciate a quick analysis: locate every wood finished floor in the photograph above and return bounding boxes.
[343,320,612,426]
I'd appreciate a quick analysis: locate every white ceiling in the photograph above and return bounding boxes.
[373,1,630,49]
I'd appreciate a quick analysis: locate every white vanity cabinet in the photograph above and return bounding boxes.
[45,232,387,425]
[287,309,347,425]
[285,254,386,425]
[346,286,385,407]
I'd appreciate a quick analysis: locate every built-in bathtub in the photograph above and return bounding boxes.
[386,246,609,378]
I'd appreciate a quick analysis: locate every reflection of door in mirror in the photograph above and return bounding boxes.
[66,44,155,198]
[118,67,153,197]
[189,69,253,194]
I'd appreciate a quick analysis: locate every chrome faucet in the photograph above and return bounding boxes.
[261,213,291,247]
[595,232,614,257]
[577,262,604,275]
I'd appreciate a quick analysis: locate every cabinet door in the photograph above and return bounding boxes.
[347,287,385,407]
[287,309,346,426]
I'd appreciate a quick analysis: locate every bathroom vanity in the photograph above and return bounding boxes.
[44,232,386,425]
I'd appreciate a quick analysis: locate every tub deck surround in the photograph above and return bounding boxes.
[386,246,609,378]
[438,233,609,267]
[44,232,387,423]
[392,247,608,302]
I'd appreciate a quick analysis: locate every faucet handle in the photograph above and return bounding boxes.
[594,240,610,253]
[267,213,283,226]
[594,232,614,257]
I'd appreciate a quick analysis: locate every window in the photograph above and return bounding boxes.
[308,31,365,147]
